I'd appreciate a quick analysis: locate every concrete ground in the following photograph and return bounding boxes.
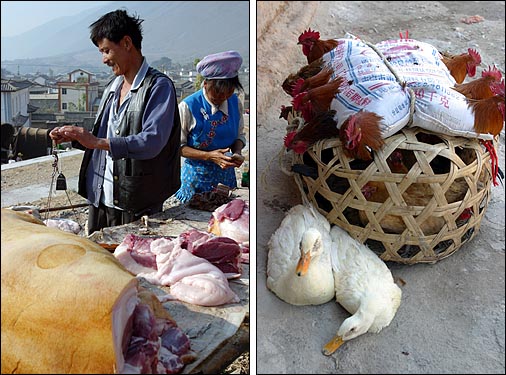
[256,2,504,374]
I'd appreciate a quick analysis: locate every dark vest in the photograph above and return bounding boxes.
[78,67,181,213]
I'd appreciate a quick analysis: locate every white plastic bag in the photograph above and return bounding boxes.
[324,35,493,140]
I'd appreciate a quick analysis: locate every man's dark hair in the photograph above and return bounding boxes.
[89,9,144,50]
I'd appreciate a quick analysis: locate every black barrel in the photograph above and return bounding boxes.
[13,127,52,160]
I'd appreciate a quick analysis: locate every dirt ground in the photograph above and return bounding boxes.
[256,1,504,374]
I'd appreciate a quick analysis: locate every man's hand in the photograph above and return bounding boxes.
[51,125,109,150]
[49,126,73,144]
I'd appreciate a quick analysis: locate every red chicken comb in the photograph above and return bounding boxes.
[482,65,503,81]
[292,91,307,111]
[284,131,297,148]
[298,28,320,43]
[291,78,306,96]
[467,48,481,65]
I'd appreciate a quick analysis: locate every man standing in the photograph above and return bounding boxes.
[49,9,181,235]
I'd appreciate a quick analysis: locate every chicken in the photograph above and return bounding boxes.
[359,151,470,235]
[284,110,339,154]
[385,150,409,173]
[298,28,340,64]
[452,65,503,100]
[279,105,294,121]
[468,78,505,137]
[440,48,482,84]
[339,110,385,161]
[292,75,345,122]
[290,67,333,97]
[282,57,325,95]
[359,150,410,205]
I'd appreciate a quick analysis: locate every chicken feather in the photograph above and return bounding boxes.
[292,76,344,122]
[440,48,481,84]
[298,28,340,64]
[468,78,505,136]
[284,110,339,154]
[339,110,385,161]
[452,65,503,100]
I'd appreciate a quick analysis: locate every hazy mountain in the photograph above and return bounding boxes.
[1,1,249,75]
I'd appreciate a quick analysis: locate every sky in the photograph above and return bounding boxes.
[1,1,111,37]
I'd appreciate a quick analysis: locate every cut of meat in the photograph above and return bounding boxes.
[208,199,250,245]
[180,229,243,277]
[0,208,195,374]
[138,238,240,306]
[115,231,244,279]
[113,234,241,306]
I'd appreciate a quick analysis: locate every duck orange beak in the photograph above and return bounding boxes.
[322,335,345,356]
[295,252,311,276]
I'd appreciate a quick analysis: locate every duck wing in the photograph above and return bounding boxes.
[329,225,399,315]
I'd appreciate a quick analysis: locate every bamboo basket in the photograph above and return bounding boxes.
[291,126,494,264]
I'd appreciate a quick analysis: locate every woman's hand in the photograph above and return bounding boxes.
[230,152,245,167]
[230,140,246,167]
[208,148,239,169]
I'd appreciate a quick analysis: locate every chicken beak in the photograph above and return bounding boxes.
[295,252,311,276]
[322,335,345,356]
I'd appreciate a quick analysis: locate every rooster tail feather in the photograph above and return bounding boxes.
[308,75,345,112]
[299,58,325,79]
[308,109,337,127]
[304,68,333,91]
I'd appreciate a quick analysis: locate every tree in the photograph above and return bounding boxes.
[154,56,172,71]
[77,93,87,111]
[193,58,203,92]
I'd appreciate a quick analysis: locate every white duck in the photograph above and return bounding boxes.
[322,225,402,355]
[266,204,335,306]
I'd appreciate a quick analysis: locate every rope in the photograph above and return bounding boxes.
[44,148,58,221]
[44,143,78,221]
[363,40,416,126]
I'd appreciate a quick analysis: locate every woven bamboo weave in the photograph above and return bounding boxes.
[291,127,493,264]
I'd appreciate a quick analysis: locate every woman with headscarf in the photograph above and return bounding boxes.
[175,50,247,203]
